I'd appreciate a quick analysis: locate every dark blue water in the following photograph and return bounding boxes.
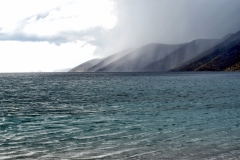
[0,72,240,159]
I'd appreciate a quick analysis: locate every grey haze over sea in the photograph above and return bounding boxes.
[0,72,240,159]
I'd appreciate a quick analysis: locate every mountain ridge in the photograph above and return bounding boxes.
[87,48,133,72]
[96,43,184,72]
[69,59,102,72]
[174,30,240,71]
[143,39,220,72]
[70,30,240,72]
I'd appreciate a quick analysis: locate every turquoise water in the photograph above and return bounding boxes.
[0,72,240,159]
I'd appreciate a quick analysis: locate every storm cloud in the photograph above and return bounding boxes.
[93,0,240,56]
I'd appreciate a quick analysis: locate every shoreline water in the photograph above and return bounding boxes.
[0,72,239,159]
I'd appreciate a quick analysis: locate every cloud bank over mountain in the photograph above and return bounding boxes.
[0,0,240,72]
[70,30,240,72]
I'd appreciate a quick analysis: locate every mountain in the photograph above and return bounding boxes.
[225,62,240,71]
[70,31,240,72]
[69,59,102,72]
[87,49,133,72]
[175,30,240,71]
[143,39,220,72]
[96,43,184,72]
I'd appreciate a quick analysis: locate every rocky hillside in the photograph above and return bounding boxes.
[174,31,240,71]
[87,49,133,72]
[97,43,184,72]
[70,30,240,72]
[69,59,102,72]
[143,39,220,72]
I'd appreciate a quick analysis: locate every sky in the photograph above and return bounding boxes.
[0,0,240,72]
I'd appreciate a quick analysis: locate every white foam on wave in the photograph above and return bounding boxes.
[126,150,161,159]
[73,131,127,140]
[0,150,37,160]
[74,148,137,159]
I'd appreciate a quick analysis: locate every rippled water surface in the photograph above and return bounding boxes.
[0,72,240,159]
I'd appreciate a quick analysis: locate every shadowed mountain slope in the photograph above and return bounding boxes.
[96,43,184,72]
[87,49,133,72]
[70,31,240,72]
[175,31,240,71]
[143,39,220,72]
[69,59,102,72]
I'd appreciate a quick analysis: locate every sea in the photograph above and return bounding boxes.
[0,72,239,160]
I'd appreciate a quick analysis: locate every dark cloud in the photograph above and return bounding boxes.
[0,27,104,45]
